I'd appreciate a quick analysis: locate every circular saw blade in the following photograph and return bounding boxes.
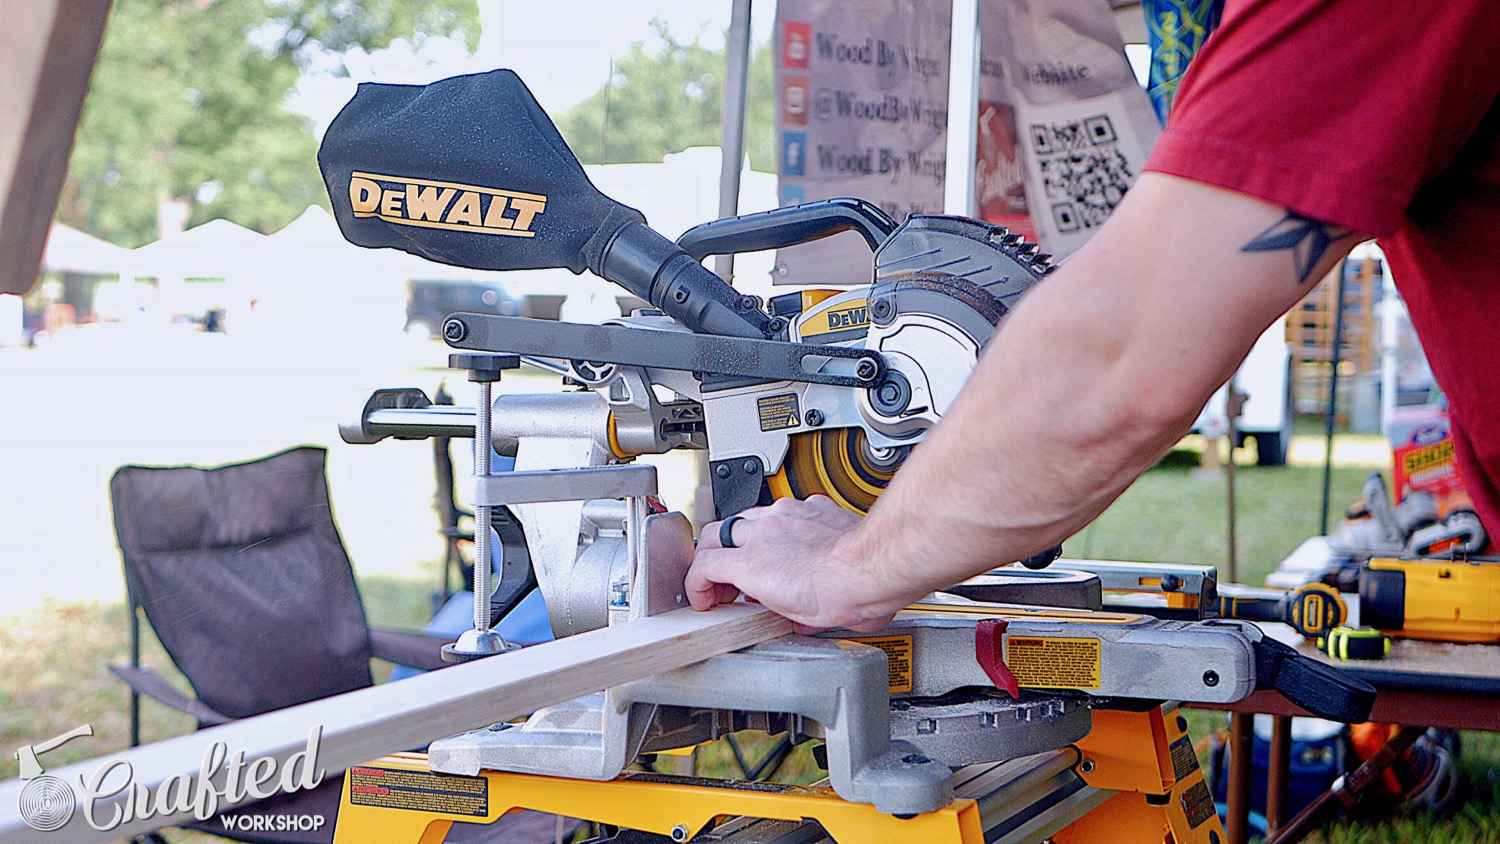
[767,427,909,515]
[768,215,1054,515]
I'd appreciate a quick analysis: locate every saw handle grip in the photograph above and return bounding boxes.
[676,198,898,260]
[601,221,774,338]
[1254,635,1376,723]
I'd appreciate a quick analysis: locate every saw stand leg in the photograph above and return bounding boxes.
[1054,706,1227,844]
[442,353,524,662]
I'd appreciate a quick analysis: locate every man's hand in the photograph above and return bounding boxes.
[688,175,1364,639]
[686,496,914,633]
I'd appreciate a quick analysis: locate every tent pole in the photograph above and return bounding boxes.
[943,0,981,216]
[715,0,753,284]
[0,0,112,295]
[696,0,755,531]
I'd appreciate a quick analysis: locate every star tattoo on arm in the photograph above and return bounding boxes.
[1241,211,1358,285]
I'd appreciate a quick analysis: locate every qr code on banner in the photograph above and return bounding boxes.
[1028,115,1133,233]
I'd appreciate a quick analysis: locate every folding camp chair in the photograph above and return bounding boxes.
[108,446,573,843]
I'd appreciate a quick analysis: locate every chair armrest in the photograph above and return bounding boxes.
[444,510,475,538]
[109,664,232,727]
[369,628,453,673]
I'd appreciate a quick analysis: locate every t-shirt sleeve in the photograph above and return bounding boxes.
[1144,0,1500,236]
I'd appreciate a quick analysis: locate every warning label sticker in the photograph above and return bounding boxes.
[1004,637,1101,689]
[1180,780,1216,828]
[757,393,801,431]
[347,766,489,817]
[844,635,914,693]
[1169,735,1199,781]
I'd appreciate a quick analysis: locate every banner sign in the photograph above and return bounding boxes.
[774,0,1159,283]
[774,1,952,284]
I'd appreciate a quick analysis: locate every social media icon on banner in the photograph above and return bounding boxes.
[782,76,809,125]
[782,132,807,176]
[783,21,811,69]
[780,185,806,207]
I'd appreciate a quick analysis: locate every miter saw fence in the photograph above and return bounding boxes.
[324,69,1375,821]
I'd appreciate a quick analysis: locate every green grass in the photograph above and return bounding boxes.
[1068,445,1373,584]
[3,432,1495,842]
[1297,731,1500,844]
[0,573,440,783]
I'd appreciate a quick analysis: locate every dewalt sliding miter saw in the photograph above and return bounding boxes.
[324,70,1374,842]
[324,69,1050,524]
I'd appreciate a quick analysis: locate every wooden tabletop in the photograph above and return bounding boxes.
[1202,624,1500,730]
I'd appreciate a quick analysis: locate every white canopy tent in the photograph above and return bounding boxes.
[238,206,408,377]
[0,221,136,343]
[123,217,268,320]
[127,217,267,279]
[41,220,133,275]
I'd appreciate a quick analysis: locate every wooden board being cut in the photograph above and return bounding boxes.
[0,603,792,844]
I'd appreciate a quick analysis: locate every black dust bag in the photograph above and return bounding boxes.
[317,69,643,274]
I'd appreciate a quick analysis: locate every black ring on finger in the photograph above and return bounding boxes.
[719,515,746,549]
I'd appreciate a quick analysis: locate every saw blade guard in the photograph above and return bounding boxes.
[318,69,770,338]
[762,215,1056,514]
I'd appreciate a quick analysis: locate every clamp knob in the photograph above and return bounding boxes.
[449,353,520,382]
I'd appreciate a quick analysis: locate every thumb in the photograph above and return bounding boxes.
[685,551,731,611]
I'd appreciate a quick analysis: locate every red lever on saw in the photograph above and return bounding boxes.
[975,619,1020,698]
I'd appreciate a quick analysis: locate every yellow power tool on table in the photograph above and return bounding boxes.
[1214,582,1347,639]
[1362,557,1500,643]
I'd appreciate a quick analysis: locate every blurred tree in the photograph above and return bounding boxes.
[556,21,775,172]
[58,0,478,247]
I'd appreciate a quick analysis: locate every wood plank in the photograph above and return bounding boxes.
[0,0,112,295]
[0,603,792,843]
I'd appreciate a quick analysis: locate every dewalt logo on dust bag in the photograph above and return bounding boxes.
[319,69,645,274]
[347,172,547,238]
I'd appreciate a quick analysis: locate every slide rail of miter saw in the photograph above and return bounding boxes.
[442,310,887,390]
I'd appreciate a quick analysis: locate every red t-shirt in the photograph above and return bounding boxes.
[1145,0,1500,539]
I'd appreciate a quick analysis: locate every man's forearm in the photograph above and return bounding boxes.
[838,174,1359,618]
[842,251,1208,611]
[685,174,1363,633]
